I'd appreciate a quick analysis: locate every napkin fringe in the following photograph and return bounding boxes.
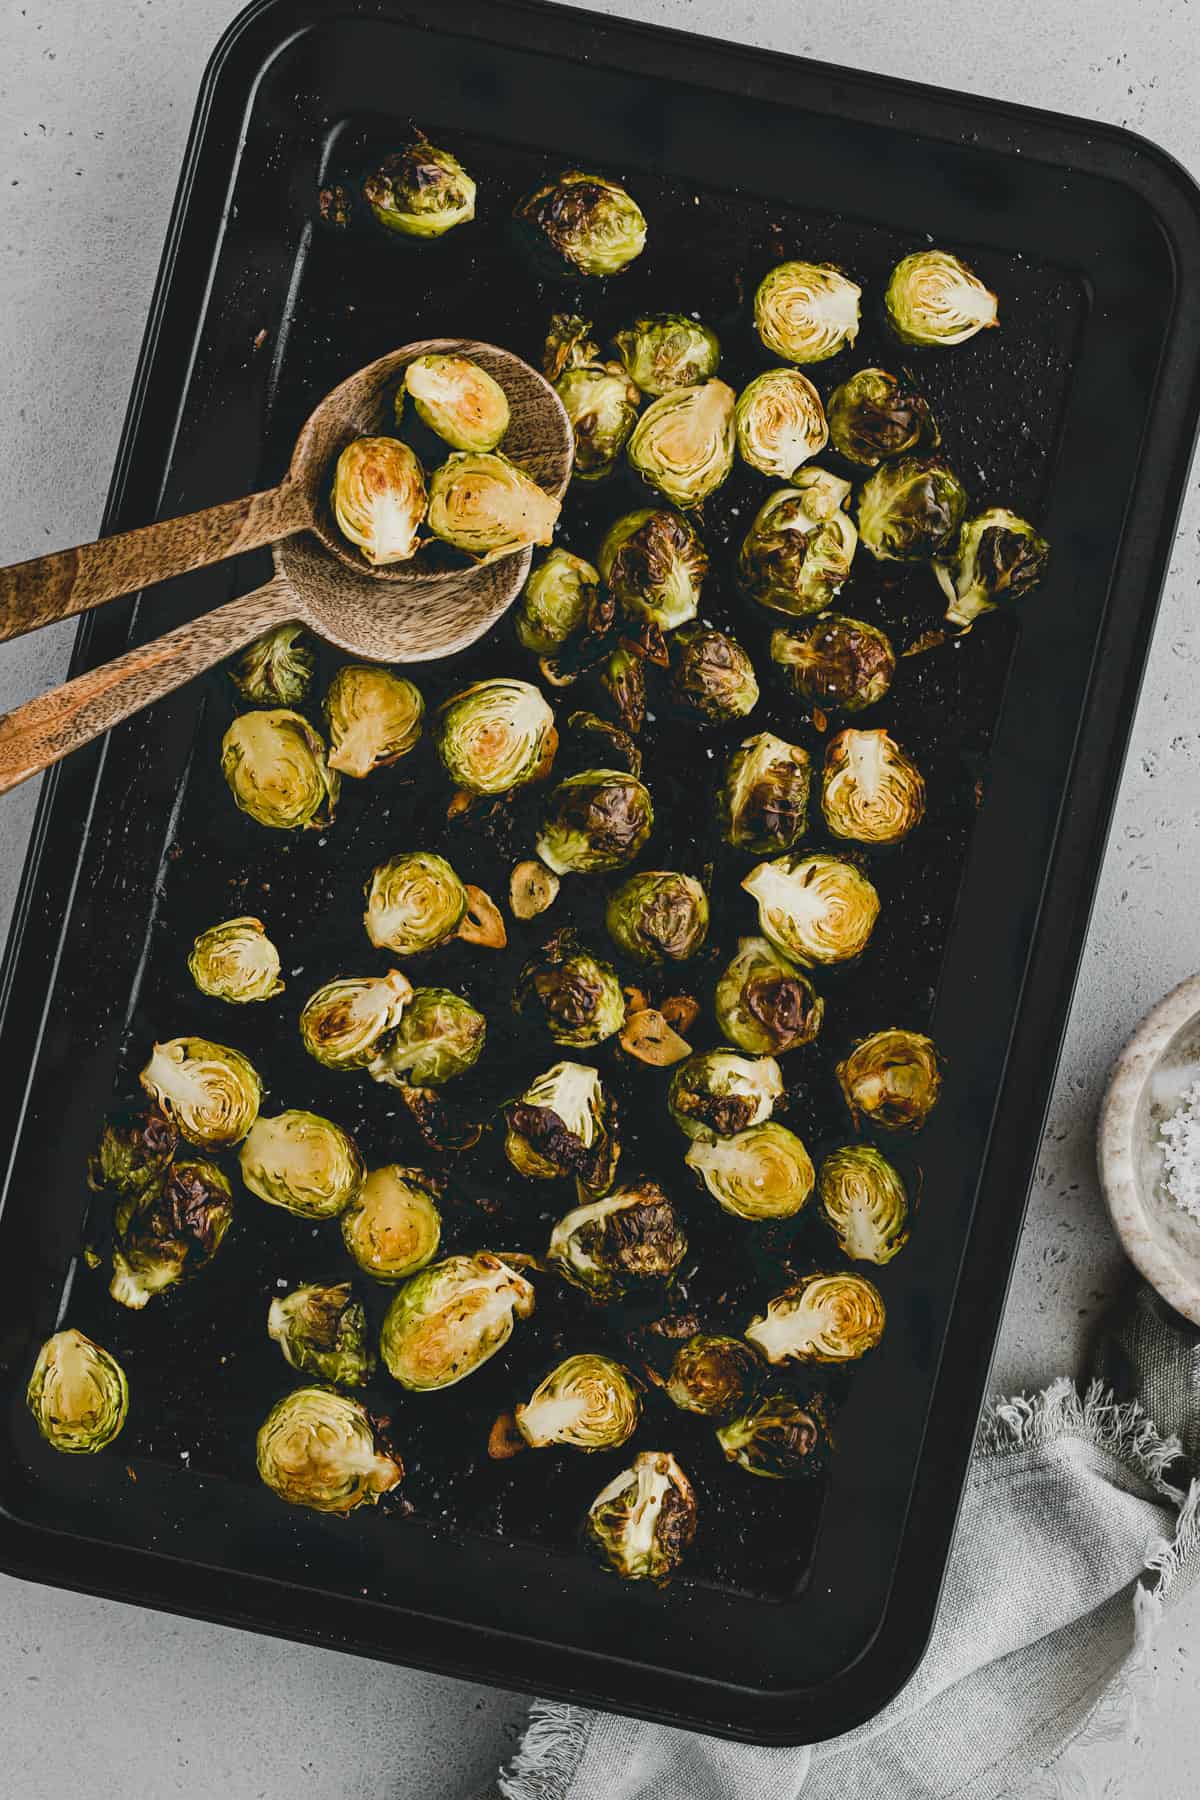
[498,1702,592,1800]
[978,1376,1185,1499]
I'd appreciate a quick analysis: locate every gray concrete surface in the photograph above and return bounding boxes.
[2,0,1199,1793]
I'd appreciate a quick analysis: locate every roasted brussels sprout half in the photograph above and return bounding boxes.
[735,369,829,479]
[220,709,339,831]
[741,853,881,967]
[605,870,709,965]
[27,1329,128,1454]
[718,732,811,856]
[427,453,561,561]
[188,916,283,1004]
[542,312,602,381]
[323,664,424,778]
[599,644,646,735]
[836,1028,942,1131]
[341,1164,442,1281]
[771,614,894,720]
[515,932,627,1048]
[503,1060,619,1195]
[717,1391,830,1479]
[514,170,647,278]
[612,314,720,397]
[933,508,1051,630]
[686,1122,814,1221]
[140,1037,261,1148]
[856,455,967,563]
[267,1283,375,1387]
[109,1158,234,1309]
[738,472,858,616]
[256,1387,403,1514]
[586,1450,697,1583]
[299,970,413,1070]
[239,1110,364,1220]
[548,1180,687,1298]
[515,550,602,655]
[436,678,557,794]
[670,626,759,725]
[821,727,926,845]
[715,936,824,1055]
[826,367,939,467]
[667,1049,783,1141]
[627,380,736,509]
[332,436,427,566]
[229,623,316,707]
[368,987,486,1088]
[380,1252,535,1390]
[364,851,468,955]
[556,360,641,480]
[818,1144,911,1264]
[402,353,509,452]
[754,261,861,365]
[515,1353,641,1451]
[535,768,653,876]
[362,135,475,239]
[663,1334,759,1420]
[885,249,998,347]
[746,1271,886,1365]
[87,1106,178,1198]
[597,508,706,633]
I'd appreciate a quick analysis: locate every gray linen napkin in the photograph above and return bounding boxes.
[483,1284,1200,1800]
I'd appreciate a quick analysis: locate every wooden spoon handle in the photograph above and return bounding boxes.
[0,483,310,644]
[0,574,297,797]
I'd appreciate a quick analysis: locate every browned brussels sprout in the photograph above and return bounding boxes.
[536,769,654,876]
[586,1449,697,1582]
[598,508,707,633]
[818,1143,911,1264]
[515,170,647,278]
[934,508,1051,631]
[364,851,468,955]
[229,623,316,708]
[239,1110,364,1220]
[662,1333,759,1419]
[140,1038,261,1147]
[770,615,895,713]
[341,1165,442,1282]
[715,936,824,1056]
[885,250,998,347]
[857,456,967,563]
[401,354,508,452]
[504,1060,619,1195]
[267,1283,375,1387]
[515,550,602,656]
[368,988,486,1088]
[600,644,647,734]
[612,315,720,396]
[755,262,861,365]
[836,1028,942,1131]
[548,1179,687,1299]
[738,472,858,616]
[670,626,759,725]
[87,1106,178,1198]
[542,313,602,381]
[746,1271,886,1365]
[826,367,939,467]
[220,710,339,831]
[324,665,424,778]
[256,1388,402,1513]
[627,380,736,509]
[362,134,475,239]
[686,1122,815,1220]
[718,732,811,854]
[381,1252,535,1390]
[735,368,828,479]
[331,437,427,566]
[299,971,413,1070]
[821,728,926,845]
[515,1353,641,1451]
[27,1330,128,1454]
[742,853,881,967]
[556,360,641,480]
[515,931,627,1048]
[428,454,561,561]
[605,871,709,965]
[667,1049,783,1141]
[716,1391,831,1479]
[437,678,558,796]
[188,916,284,1004]
[108,1158,234,1310]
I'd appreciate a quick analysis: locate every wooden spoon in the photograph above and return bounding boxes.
[0,340,573,796]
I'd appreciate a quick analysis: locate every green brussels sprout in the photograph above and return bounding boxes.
[885,249,998,347]
[298,970,413,1070]
[597,508,706,633]
[515,550,602,655]
[380,1252,535,1390]
[586,1450,697,1582]
[716,1391,830,1479]
[229,623,317,707]
[436,678,557,794]
[109,1157,234,1309]
[670,626,759,725]
[362,135,475,239]
[627,380,736,509]
[514,170,647,278]
[515,931,627,1048]
[754,261,861,364]
[605,870,709,965]
[535,769,653,876]
[612,314,720,397]
[401,353,509,451]
[717,732,811,856]
[836,1027,942,1131]
[667,1049,783,1141]
[323,664,424,778]
[770,614,895,714]
[139,1037,261,1147]
[503,1060,619,1195]
[548,1180,687,1299]
[821,727,926,844]
[933,507,1051,630]
[256,1387,403,1513]
[738,472,858,617]
[267,1282,375,1387]
[27,1329,128,1454]
[87,1106,178,1197]
[341,1164,442,1282]
[818,1143,910,1264]
[331,436,427,565]
[515,1352,641,1451]
[239,1110,364,1219]
[663,1333,759,1420]
[556,360,641,480]
[427,453,561,561]
[599,644,647,735]
[735,368,829,479]
[542,312,602,381]
[746,1271,886,1365]
[685,1121,814,1221]
[368,987,486,1088]
[826,367,940,467]
[188,916,283,1004]
[715,935,824,1055]
[742,852,881,967]
[857,455,967,563]
[220,709,339,831]
[363,851,468,955]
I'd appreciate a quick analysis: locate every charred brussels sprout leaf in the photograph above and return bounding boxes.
[504,1060,619,1195]
[364,851,468,955]
[514,170,647,278]
[267,1283,376,1387]
[715,935,824,1055]
[821,727,926,844]
[341,1165,442,1281]
[606,871,709,965]
[515,1353,641,1450]
[771,615,896,714]
[671,626,759,725]
[818,1144,911,1264]
[220,710,339,831]
[256,1387,402,1513]
[542,312,602,382]
[738,471,858,617]
[362,135,475,239]
[718,732,811,856]
[380,1252,535,1390]
[885,249,998,347]
[586,1449,697,1582]
[735,369,829,479]
[667,1049,783,1141]
[109,1158,234,1309]
[627,380,736,509]
[369,987,486,1088]
[188,916,283,1004]
[548,1180,687,1298]
[239,1110,364,1220]
[686,1122,815,1221]
[598,508,707,632]
[140,1037,261,1147]
[754,261,861,365]
[600,645,647,735]
[717,1391,831,1479]
[836,1028,942,1132]
[556,360,641,481]
[826,367,940,467]
[515,932,627,1048]
[324,664,424,778]
[436,678,557,794]
[612,314,720,397]
[229,623,316,707]
[663,1334,759,1419]
[402,353,509,452]
[741,853,881,967]
[332,436,427,565]
[746,1271,886,1365]
[857,455,967,563]
[87,1106,178,1197]
[299,971,413,1070]
[27,1330,128,1454]
[515,550,602,655]
[536,768,653,876]
[427,453,561,561]
[934,508,1051,630]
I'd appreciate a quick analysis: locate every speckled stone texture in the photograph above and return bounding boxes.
[2,2,1200,1795]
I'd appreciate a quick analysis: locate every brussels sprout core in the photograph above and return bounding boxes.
[362,136,475,239]
[188,916,283,1004]
[671,626,759,725]
[664,1334,759,1419]
[667,1049,783,1141]
[536,769,653,876]
[548,1180,687,1298]
[402,354,509,452]
[738,472,858,616]
[556,361,641,480]
[332,436,427,565]
[826,367,939,467]
[108,1158,234,1309]
[885,250,998,347]
[515,550,602,654]
[364,851,469,955]
[746,1272,886,1365]
[612,315,721,397]
[239,1110,364,1219]
[324,665,424,778]
[686,1122,815,1220]
[140,1037,261,1147]
[754,261,861,365]
[27,1329,128,1454]
[221,710,339,831]
[856,456,967,563]
[369,987,486,1088]
[515,1353,641,1450]
[427,454,561,560]
[742,853,881,967]
[735,369,829,479]
[605,871,709,964]
[299,971,413,1069]
[268,1283,376,1387]
[836,1028,942,1131]
[818,1144,911,1264]
[514,170,647,278]
[770,615,895,714]
[436,678,557,794]
[586,1450,697,1582]
[516,932,627,1048]
[627,380,736,509]
[341,1165,442,1281]
[718,732,811,855]
[933,508,1051,630]
[380,1253,535,1390]
[230,623,316,707]
[821,728,926,844]
[717,1392,830,1479]
[504,1061,619,1194]
[598,508,707,632]
[715,936,824,1055]
[256,1387,402,1513]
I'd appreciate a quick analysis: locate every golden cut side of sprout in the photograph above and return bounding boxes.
[427,453,561,561]
[820,727,926,845]
[380,1252,535,1390]
[741,852,880,967]
[332,436,427,565]
[685,1121,815,1220]
[818,1143,911,1264]
[298,971,413,1070]
[239,1110,364,1219]
[402,353,509,452]
[26,1328,128,1454]
[188,916,283,1004]
[220,709,339,831]
[363,850,468,955]
[256,1387,403,1513]
[836,1027,942,1131]
[746,1271,886,1365]
[324,664,424,778]
[515,1352,641,1451]
[885,249,998,347]
[735,368,829,479]
[340,1165,443,1281]
[754,261,861,364]
[627,379,736,509]
[436,678,557,795]
[139,1036,262,1148]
